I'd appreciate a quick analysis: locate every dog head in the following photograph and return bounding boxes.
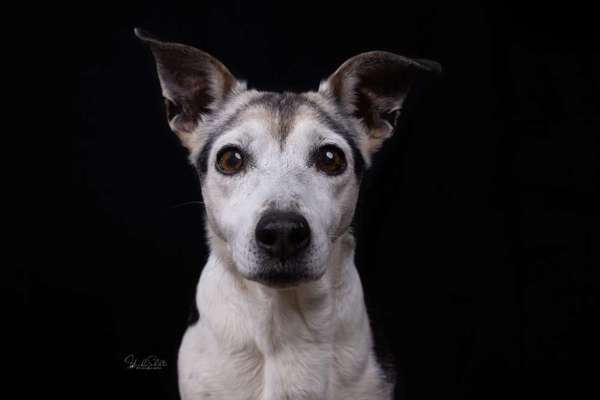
[136,29,440,288]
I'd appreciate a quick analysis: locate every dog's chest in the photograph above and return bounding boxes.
[178,293,336,400]
[177,253,392,400]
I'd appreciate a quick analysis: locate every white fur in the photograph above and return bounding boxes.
[178,232,392,400]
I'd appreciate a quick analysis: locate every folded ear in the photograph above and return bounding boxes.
[319,51,441,154]
[135,28,245,149]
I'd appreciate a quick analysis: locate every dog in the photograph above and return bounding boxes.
[136,28,440,400]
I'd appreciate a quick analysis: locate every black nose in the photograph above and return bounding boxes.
[255,211,311,261]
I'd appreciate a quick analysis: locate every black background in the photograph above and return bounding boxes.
[50,1,600,398]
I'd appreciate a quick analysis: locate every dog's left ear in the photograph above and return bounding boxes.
[319,51,441,154]
[135,28,244,150]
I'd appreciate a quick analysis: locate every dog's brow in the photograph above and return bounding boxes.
[299,97,366,176]
[195,92,365,177]
[195,93,276,174]
[207,93,277,143]
[262,92,367,176]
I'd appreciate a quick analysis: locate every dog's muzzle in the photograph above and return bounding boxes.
[252,210,313,287]
[248,211,321,288]
[255,211,311,262]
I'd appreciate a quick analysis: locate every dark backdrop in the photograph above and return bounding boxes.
[56,1,600,398]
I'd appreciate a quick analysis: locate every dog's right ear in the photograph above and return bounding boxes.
[135,28,245,150]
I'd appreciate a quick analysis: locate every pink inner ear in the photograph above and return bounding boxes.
[172,115,198,135]
[190,76,208,91]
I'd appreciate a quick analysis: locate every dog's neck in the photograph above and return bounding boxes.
[198,226,365,354]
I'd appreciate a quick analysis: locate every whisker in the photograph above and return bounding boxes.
[170,200,205,209]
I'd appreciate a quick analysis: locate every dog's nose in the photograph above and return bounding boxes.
[255,211,311,261]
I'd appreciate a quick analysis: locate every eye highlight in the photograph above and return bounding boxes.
[315,145,347,176]
[216,146,245,175]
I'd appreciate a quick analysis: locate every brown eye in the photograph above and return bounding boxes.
[216,146,245,175]
[316,145,347,176]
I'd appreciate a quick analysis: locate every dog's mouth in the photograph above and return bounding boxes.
[245,259,322,289]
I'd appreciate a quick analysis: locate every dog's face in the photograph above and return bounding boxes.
[195,92,365,287]
[136,29,440,287]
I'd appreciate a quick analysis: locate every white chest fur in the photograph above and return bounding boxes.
[177,234,393,400]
